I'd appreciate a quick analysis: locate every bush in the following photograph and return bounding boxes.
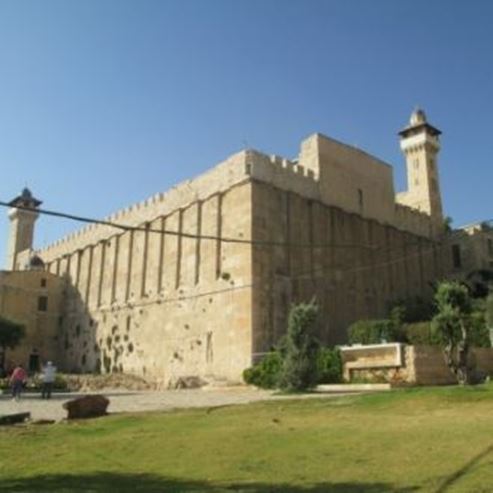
[1,373,69,392]
[243,352,282,389]
[278,302,320,392]
[469,310,492,348]
[347,319,403,345]
[388,296,435,323]
[317,348,342,383]
[403,322,441,346]
[487,292,493,328]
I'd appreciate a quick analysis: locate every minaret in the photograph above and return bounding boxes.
[5,188,42,270]
[398,108,444,232]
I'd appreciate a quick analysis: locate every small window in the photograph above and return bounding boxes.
[452,245,462,269]
[38,296,48,312]
[40,278,47,288]
[488,239,493,256]
[357,189,364,212]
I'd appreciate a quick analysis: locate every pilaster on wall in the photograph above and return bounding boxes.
[52,181,254,382]
[250,179,445,353]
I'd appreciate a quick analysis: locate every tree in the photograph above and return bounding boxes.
[465,269,493,298]
[487,290,493,346]
[278,301,320,391]
[388,296,435,324]
[432,282,475,385]
[444,216,454,232]
[0,316,26,370]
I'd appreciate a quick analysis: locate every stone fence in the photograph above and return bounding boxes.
[340,343,493,385]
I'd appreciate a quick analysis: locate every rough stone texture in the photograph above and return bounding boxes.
[340,344,404,381]
[172,376,208,389]
[63,373,156,392]
[341,344,493,385]
[450,222,493,280]
[63,394,110,419]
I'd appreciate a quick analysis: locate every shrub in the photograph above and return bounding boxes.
[278,302,320,392]
[388,296,435,323]
[53,374,69,390]
[243,352,282,389]
[487,291,493,328]
[432,281,474,384]
[1,373,68,392]
[0,316,25,370]
[469,310,491,348]
[403,321,441,346]
[317,347,342,383]
[347,319,402,345]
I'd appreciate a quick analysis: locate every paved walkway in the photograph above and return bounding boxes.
[0,387,359,421]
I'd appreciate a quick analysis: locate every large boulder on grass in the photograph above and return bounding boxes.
[63,395,109,419]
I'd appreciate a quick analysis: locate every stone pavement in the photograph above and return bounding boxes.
[0,387,361,422]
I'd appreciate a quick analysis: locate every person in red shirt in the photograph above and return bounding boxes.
[10,364,27,400]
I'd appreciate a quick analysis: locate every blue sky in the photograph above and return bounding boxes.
[1,0,492,263]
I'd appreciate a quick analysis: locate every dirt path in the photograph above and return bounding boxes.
[0,387,358,421]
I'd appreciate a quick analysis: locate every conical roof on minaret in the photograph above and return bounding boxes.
[8,187,42,208]
[398,108,441,138]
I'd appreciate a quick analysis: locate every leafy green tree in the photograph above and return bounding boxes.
[432,282,475,385]
[444,216,454,232]
[487,290,493,346]
[278,302,320,391]
[0,316,26,370]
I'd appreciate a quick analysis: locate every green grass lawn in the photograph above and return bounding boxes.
[1,385,493,492]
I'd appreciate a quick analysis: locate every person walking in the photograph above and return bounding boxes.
[10,364,27,400]
[41,361,56,399]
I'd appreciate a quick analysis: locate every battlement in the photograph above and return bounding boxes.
[38,150,251,261]
[245,150,320,199]
[394,203,432,237]
[38,148,326,261]
[37,135,438,263]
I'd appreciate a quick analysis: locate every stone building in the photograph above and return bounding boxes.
[0,266,64,373]
[448,222,493,296]
[1,110,458,383]
[450,222,493,274]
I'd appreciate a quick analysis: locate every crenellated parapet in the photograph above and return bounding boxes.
[394,203,433,238]
[245,150,319,199]
[38,132,441,264]
[38,150,251,262]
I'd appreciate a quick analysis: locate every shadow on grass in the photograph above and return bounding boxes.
[0,473,419,493]
[434,443,493,493]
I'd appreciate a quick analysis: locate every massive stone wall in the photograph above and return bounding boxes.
[41,181,253,385]
[33,137,443,382]
[250,179,445,354]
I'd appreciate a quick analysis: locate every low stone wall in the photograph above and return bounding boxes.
[472,348,493,375]
[409,346,455,385]
[341,344,493,385]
